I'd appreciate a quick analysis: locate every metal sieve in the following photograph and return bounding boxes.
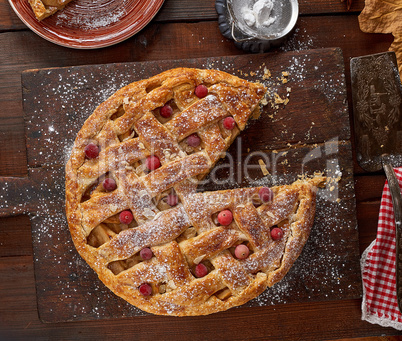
[226,0,298,43]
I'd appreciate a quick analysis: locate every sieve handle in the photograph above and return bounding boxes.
[230,21,257,42]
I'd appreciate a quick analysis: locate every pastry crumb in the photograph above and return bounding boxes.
[258,159,270,175]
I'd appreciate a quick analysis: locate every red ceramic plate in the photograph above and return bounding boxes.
[8,0,164,49]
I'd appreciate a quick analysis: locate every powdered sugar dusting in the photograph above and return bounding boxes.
[57,7,127,31]
[55,0,128,31]
[5,55,360,320]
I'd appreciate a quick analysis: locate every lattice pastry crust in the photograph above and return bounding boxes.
[65,67,323,316]
[28,0,73,20]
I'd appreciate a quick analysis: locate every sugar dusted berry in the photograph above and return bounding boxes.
[166,194,178,207]
[259,187,273,203]
[271,227,284,241]
[140,247,153,260]
[195,263,208,278]
[186,133,201,147]
[160,104,173,118]
[146,155,161,171]
[139,283,152,296]
[217,210,233,226]
[102,178,117,192]
[223,117,235,130]
[119,210,133,224]
[84,143,99,159]
[195,84,208,98]
[235,244,249,259]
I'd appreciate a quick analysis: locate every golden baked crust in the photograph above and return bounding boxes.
[65,67,322,316]
[28,0,73,21]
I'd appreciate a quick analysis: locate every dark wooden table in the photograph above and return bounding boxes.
[1,0,402,340]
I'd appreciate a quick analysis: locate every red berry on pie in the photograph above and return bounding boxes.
[102,178,117,192]
[166,194,178,206]
[119,210,133,224]
[146,155,161,171]
[195,263,208,278]
[259,187,273,203]
[217,210,233,226]
[186,133,201,147]
[139,283,152,296]
[140,247,153,260]
[84,143,99,159]
[223,117,235,130]
[160,104,173,118]
[235,244,249,259]
[195,84,208,98]
[271,227,284,240]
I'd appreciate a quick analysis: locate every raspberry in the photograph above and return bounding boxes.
[223,117,235,130]
[84,143,99,159]
[259,187,273,203]
[140,247,153,260]
[271,227,284,241]
[119,210,133,224]
[146,155,161,171]
[235,244,249,259]
[139,283,152,296]
[217,210,233,226]
[195,263,208,278]
[195,84,208,98]
[160,104,173,118]
[186,133,201,147]
[166,194,178,207]
[102,178,117,192]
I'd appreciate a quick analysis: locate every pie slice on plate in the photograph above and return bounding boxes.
[28,0,73,21]
[65,67,324,315]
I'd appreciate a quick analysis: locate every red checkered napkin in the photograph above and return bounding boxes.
[361,167,402,330]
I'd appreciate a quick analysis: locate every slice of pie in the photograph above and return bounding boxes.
[65,67,324,315]
[28,0,73,21]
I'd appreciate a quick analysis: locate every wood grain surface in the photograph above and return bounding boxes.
[0,0,366,32]
[1,0,402,339]
[7,48,359,323]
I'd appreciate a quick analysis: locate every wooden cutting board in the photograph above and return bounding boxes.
[0,48,362,322]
